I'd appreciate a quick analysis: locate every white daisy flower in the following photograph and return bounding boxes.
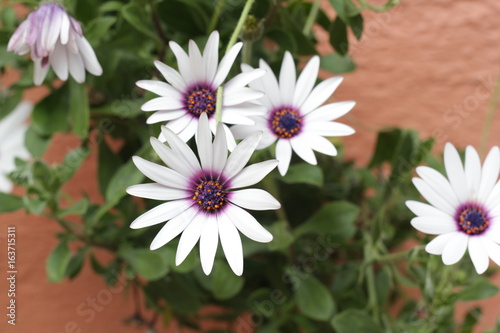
[0,101,33,193]
[7,2,103,85]
[231,51,355,175]
[407,143,500,274]
[136,31,266,150]
[127,113,280,276]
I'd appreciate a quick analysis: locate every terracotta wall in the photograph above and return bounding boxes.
[1,0,500,332]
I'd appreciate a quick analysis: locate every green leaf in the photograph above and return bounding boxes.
[157,243,199,273]
[331,309,383,333]
[119,247,169,281]
[0,89,22,120]
[69,79,90,139]
[46,240,72,282]
[264,28,297,54]
[294,201,359,242]
[330,17,348,55]
[460,307,481,333]
[65,247,87,279]
[281,163,324,187]
[211,261,245,300]
[58,147,91,183]
[25,125,52,158]
[85,16,117,43]
[349,14,364,40]
[121,3,161,42]
[267,220,294,251]
[295,275,335,321]
[58,198,90,217]
[1,6,16,30]
[32,85,70,135]
[321,53,356,73]
[98,139,122,197]
[0,193,24,213]
[459,279,499,301]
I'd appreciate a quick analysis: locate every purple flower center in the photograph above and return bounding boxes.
[455,202,490,235]
[184,85,217,118]
[192,178,227,213]
[269,107,302,138]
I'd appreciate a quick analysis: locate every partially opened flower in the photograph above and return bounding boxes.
[137,31,265,150]
[7,2,102,85]
[0,101,33,193]
[407,143,500,274]
[127,113,280,275]
[231,51,355,175]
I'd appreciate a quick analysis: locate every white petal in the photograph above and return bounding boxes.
[486,181,500,212]
[147,110,185,124]
[132,156,189,189]
[425,232,457,255]
[0,174,13,193]
[405,200,453,219]
[221,111,255,125]
[412,178,456,216]
[188,39,205,82]
[164,114,192,135]
[49,42,68,80]
[223,132,262,181]
[293,56,319,107]
[195,113,213,171]
[200,215,219,275]
[415,166,459,208]
[130,200,191,229]
[230,160,279,189]
[484,238,500,266]
[442,232,468,265]
[290,137,317,165]
[258,59,281,106]
[305,101,356,122]
[126,183,188,201]
[300,76,343,115]
[305,121,355,137]
[218,212,243,275]
[410,216,457,235]
[212,42,242,88]
[212,123,228,175]
[221,123,237,152]
[154,60,186,91]
[33,58,50,86]
[301,134,337,156]
[150,137,197,177]
[150,208,198,250]
[279,51,296,105]
[176,118,198,143]
[464,145,481,199]
[225,69,266,94]
[230,189,280,210]
[141,97,184,111]
[136,80,182,99]
[444,143,467,202]
[0,101,33,143]
[468,236,489,274]
[203,31,219,82]
[68,50,85,83]
[276,139,292,176]
[225,204,273,243]
[75,36,102,76]
[161,125,202,171]
[176,212,205,265]
[478,146,500,202]
[169,40,194,84]
[223,88,264,106]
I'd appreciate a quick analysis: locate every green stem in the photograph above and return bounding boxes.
[358,0,400,12]
[302,0,321,36]
[480,65,500,156]
[225,0,255,53]
[242,41,252,64]
[363,232,379,321]
[373,245,423,263]
[207,0,227,33]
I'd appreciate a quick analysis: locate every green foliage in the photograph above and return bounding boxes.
[2,1,495,333]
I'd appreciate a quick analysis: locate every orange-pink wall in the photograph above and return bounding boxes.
[2,0,500,332]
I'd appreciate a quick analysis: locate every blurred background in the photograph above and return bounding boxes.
[1,0,500,332]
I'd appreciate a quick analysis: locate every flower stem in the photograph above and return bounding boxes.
[480,65,500,156]
[302,0,321,36]
[207,0,227,33]
[242,41,252,64]
[225,0,255,53]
